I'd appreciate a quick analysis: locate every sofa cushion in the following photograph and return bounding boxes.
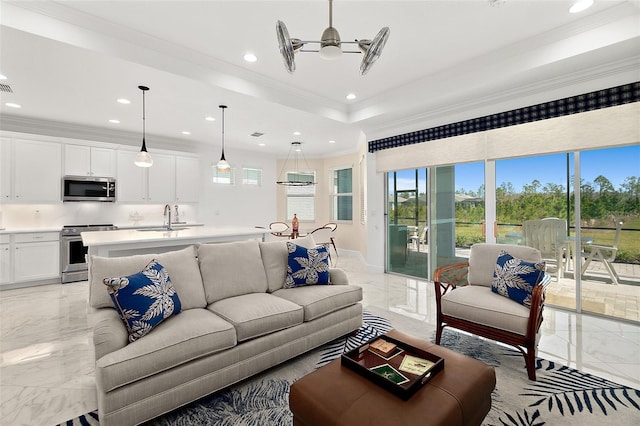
[260,235,317,292]
[90,246,206,310]
[492,250,546,307]
[208,293,303,342]
[96,308,236,393]
[273,284,362,321]
[285,242,330,288]
[104,259,182,342]
[468,243,542,287]
[198,240,269,304]
[441,286,530,335]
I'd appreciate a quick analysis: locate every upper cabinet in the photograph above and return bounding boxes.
[116,150,147,202]
[64,145,115,177]
[175,156,200,203]
[147,153,175,203]
[2,138,62,203]
[117,150,185,203]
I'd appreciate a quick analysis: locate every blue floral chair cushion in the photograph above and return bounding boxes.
[284,242,330,288]
[491,250,546,307]
[103,259,182,342]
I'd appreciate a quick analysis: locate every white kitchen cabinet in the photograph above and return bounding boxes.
[116,150,147,202]
[64,145,115,177]
[117,151,177,203]
[9,139,62,202]
[12,232,60,283]
[175,156,200,202]
[0,138,10,201]
[147,153,175,203]
[0,235,10,285]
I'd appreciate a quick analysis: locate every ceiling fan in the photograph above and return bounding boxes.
[276,0,390,75]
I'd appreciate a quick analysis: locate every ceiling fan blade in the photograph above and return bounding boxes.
[360,27,390,75]
[276,20,297,73]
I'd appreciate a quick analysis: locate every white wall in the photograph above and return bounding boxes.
[197,144,278,228]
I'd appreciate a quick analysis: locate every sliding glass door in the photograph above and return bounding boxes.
[578,146,639,321]
[386,169,427,278]
[384,146,639,323]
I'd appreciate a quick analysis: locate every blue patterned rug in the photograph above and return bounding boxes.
[60,307,639,425]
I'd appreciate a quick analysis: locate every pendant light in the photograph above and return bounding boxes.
[134,85,153,167]
[216,105,230,172]
[276,142,316,186]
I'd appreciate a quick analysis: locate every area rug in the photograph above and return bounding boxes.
[60,306,639,425]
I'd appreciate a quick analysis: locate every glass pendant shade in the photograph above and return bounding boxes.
[135,142,153,167]
[135,85,153,167]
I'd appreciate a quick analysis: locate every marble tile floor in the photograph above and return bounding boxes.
[1,255,639,426]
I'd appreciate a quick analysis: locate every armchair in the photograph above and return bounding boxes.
[434,243,548,380]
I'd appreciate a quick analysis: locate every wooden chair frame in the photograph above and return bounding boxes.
[433,261,546,380]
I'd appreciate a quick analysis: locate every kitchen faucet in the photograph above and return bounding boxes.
[164,204,173,230]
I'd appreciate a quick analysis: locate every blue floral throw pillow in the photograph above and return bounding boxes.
[284,242,330,288]
[103,259,182,342]
[491,250,546,307]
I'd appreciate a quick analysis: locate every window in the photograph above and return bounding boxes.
[286,171,315,221]
[242,168,262,186]
[332,168,353,221]
[212,167,235,184]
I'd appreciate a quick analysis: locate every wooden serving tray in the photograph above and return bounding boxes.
[341,333,444,400]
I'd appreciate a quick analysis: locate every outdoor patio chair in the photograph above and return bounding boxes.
[522,218,567,280]
[409,226,428,252]
[434,243,550,380]
[581,221,623,285]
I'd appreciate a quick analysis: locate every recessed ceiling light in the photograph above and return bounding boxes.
[569,0,593,13]
[109,119,120,124]
[5,102,21,108]
[0,74,7,80]
[244,53,258,63]
[205,116,216,121]
[117,98,131,104]
[293,131,301,136]
[258,143,266,147]
[329,140,336,144]
[346,93,357,100]
[181,131,191,135]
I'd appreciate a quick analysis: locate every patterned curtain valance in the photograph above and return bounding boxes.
[369,82,640,153]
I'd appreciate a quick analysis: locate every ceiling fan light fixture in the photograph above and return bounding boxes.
[319,26,342,60]
[276,0,388,74]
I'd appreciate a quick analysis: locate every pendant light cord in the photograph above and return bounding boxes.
[220,105,227,161]
[141,89,147,151]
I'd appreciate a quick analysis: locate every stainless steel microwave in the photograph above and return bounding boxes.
[62,176,116,202]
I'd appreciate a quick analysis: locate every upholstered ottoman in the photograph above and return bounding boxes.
[289,329,496,426]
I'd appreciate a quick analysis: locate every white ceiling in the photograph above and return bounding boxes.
[1,0,639,158]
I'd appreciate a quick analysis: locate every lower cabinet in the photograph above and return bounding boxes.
[1,232,60,286]
[0,236,10,284]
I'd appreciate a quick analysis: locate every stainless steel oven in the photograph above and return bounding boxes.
[61,224,117,283]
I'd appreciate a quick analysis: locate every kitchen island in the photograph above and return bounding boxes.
[82,226,270,259]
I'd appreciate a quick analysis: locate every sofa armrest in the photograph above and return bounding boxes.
[329,268,349,285]
[91,308,129,361]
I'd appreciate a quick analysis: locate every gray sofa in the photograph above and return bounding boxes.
[87,237,363,425]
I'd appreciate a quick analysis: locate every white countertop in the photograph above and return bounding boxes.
[82,226,270,247]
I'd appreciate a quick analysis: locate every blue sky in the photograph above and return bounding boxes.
[391,145,639,194]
